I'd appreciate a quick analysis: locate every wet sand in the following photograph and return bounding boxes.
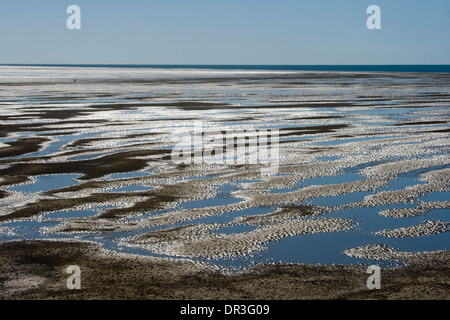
[0,66,449,300]
[0,239,448,300]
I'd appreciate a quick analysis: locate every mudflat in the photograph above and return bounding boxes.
[0,66,449,300]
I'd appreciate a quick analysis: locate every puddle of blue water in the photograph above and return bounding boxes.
[0,220,61,240]
[235,179,263,184]
[316,155,341,162]
[353,121,395,126]
[7,174,81,193]
[378,176,423,193]
[0,205,118,243]
[263,231,393,266]
[390,231,450,253]
[418,192,450,202]
[16,133,98,158]
[423,207,450,221]
[329,206,418,232]
[346,108,415,116]
[314,135,403,146]
[183,174,218,181]
[279,136,315,142]
[329,205,450,240]
[377,165,449,194]
[178,182,245,211]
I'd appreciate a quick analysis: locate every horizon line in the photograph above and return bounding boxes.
[1,63,449,73]
[1,63,449,66]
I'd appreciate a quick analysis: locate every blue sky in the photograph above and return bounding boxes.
[0,0,449,64]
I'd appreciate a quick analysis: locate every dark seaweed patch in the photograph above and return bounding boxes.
[392,121,448,126]
[0,149,171,180]
[0,138,49,158]
[279,124,349,137]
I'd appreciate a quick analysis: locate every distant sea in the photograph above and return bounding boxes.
[1,64,450,73]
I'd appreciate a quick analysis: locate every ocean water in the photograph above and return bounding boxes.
[2,64,450,73]
[0,65,449,270]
